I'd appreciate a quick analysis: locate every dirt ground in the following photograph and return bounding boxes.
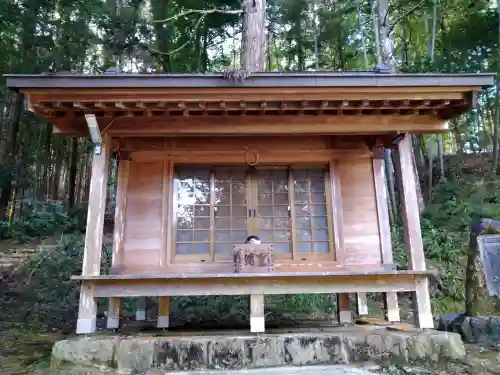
[2,323,500,375]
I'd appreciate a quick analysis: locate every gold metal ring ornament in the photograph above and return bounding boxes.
[244,147,259,166]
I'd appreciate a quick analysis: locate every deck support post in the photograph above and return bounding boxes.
[373,145,400,322]
[250,294,265,333]
[77,283,97,334]
[356,293,369,316]
[394,135,433,329]
[337,293,353,323]
[157,296,171,328]
[136,297,147,321]
[76,132,111,334]
[107,297,122,329]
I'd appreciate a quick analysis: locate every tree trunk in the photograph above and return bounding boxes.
[51,147,63,201]
[241,0,266,74]
[39,124,52,201]
[375,0,425,213]
[427,135,434,202]
[437,135,445,181]
[377,0,393,70]
[68,137,78,208]
[492,0,500,176]
[356,0,369,69]
[384,149,397,225]
[0,93,23,219]
[371,0,382,66]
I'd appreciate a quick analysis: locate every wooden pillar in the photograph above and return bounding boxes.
[136,297,147,321]
[373,145,400,322]
[106,159,129,329]
[337,293,353,324]
[394,135,433,328]
[76,132,111,334]
[250,294,265,333]
[157,296,171,329]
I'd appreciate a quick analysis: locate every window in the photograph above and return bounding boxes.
[175,168,211,256]
[173,165,333,262]
[214,168,248,255]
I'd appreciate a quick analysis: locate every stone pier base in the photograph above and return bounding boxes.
[51,326,465,375]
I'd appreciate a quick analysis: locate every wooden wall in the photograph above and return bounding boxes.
[122,161,165,270]
[113,135,387,274]
[337,158,381,265]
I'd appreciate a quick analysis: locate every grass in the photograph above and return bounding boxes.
[0,323,60,375]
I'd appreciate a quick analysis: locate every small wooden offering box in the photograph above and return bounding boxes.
[232,244,275,273]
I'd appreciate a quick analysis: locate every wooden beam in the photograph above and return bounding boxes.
[372,148,400,322]
[51,114,449,136]
[394,135,432,329]
[77,131,111,334]
[130,149,369,164]
[78,273,423,298]
[26,86,471,103]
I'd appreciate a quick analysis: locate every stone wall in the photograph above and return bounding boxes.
[51,328,465,375]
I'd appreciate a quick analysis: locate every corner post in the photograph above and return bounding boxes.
[76,132,111,334]
[372,144,400,322]
[394,134,433,328]
[106,159,129,329]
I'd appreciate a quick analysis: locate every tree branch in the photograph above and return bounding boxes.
[147,12,209,56]
[153,8,244,24]
[387,0,426,36]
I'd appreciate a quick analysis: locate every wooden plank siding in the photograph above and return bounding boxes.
[123,161,165,269]
[337,157,381,266]
[114,135,387,274]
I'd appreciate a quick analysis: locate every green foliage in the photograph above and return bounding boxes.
[0,199,88,243]
[0,235,112,331]
[392,176,500,315]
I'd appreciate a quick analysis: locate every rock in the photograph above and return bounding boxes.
[115,338,156,373]
[436,313,466,332]
[460,316,500,344]
[51,336,118,369]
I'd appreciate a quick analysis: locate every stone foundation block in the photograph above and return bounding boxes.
[51,328,466,374]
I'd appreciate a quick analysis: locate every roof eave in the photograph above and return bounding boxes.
[4,72,496,90]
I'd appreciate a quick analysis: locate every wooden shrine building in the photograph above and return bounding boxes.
[5,72,494,334]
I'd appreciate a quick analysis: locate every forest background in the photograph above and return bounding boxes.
[1,0,500,371]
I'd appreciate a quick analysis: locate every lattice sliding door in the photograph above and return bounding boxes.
[173,164,334,263]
